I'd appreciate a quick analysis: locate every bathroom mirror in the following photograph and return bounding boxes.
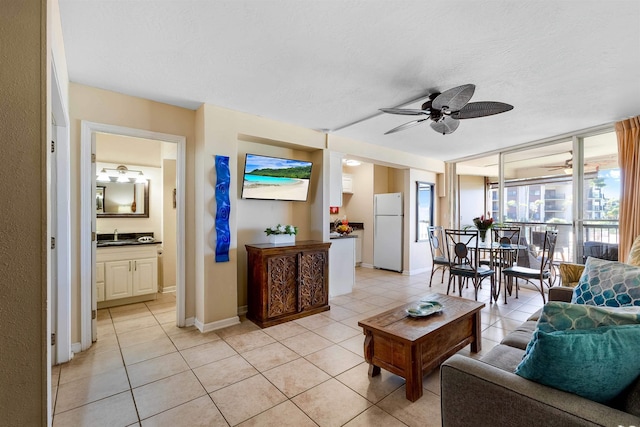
[96,180,149,218]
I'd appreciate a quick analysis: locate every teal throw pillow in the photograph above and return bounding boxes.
[571,257,640,307]
[537,301,640,333]
[515,324,640,403]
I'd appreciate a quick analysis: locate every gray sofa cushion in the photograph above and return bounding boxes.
[501,320,538,350]
[481,344,525,372]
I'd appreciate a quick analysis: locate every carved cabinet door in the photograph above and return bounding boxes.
[266,254,298,318]
[298,250,328,311]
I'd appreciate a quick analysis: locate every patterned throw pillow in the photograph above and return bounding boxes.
[536,301,640,333]
[571,257,640,306]
[629,235,640,267]
[517,302,640,406]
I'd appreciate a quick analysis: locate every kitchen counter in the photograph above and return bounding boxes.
[97,232,160,247]
[328,237,355,297]
[330,233,358,239]
[330,222,364,232]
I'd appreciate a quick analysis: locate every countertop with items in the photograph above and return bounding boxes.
[329,221,364,239]
[96,232,161,247]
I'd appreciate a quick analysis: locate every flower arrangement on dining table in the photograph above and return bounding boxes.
[264,224,298,236]
[473,215,494,231]
[473,215,494,242]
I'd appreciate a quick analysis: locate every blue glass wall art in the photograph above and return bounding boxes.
[214,155,231,262]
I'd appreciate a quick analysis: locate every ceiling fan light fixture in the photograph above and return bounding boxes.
[380,84,513,135]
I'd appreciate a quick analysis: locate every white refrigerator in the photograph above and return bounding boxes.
[373,192,403,272]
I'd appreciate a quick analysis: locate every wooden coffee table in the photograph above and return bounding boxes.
[358,293,484,402]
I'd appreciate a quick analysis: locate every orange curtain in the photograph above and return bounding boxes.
[615,116,640,263]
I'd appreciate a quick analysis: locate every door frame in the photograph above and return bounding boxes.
[80,121,186,351]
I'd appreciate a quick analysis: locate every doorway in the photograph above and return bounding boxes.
[80,121,186,351]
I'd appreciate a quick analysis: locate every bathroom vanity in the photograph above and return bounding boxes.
[96,233,161,307]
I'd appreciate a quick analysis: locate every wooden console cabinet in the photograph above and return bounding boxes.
[245,241,331,328]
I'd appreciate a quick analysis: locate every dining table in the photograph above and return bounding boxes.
[475,241,529,303]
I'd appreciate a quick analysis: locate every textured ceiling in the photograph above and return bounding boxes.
[58,0,640,162]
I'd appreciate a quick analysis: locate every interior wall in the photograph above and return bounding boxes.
[162,159,177,291]
[96,133,163,167]
[408,169,438,274]
[197,104,325,326]
[235,140,315,308]
[340,163,375,265]
[458,175,487,228]
[0,0,48,423]
[69,83,196,342]
[95,162,163,238]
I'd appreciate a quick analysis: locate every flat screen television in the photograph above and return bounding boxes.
[241,153,313,201]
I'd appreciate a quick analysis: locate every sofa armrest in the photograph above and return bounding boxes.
[549,286,574,303]
[559,262,584,287]
[441,355,640,427]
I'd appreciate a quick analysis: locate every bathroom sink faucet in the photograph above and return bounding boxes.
[114,229,118,241]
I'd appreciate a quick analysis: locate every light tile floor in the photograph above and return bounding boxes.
[52,267,545,426]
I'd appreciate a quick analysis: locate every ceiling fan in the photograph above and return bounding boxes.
[544,151,619,172]
[380,84,513,135]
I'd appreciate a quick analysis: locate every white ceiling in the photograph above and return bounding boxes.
[58,0,640,162]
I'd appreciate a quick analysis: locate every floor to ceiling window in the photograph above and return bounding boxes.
[458,128,618,265]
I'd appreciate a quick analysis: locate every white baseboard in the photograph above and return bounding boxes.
[405,266,430,276]
[237,305,248,316]
[184,316,195,327]
[194,315,240,333]
[360,263,374,269]
[161,286,176,293]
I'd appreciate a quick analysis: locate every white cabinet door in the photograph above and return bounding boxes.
[329,152,343,207]
[105,260,133,300]
[342,174,353,194]
[96,262,105,302]
[133,257,158,296]
[353,230,363,265]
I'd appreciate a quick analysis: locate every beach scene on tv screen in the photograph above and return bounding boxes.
[242,154,311,201]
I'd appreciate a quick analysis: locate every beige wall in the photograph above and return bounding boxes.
[408,169,438,274]
[162,159,177,290]
[0,0,49,423]
[95,162,163,237]
[236,140,315,308]
[197,104,325,322]
[459,175,487,228]
[69,83,196,341]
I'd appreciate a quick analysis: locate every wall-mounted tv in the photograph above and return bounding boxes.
[241,153,313,201]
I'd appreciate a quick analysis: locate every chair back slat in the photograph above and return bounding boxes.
[445,229,481,269]
[427,226,448,260]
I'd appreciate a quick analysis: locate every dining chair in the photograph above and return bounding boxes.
[478,226,521,267]
[427,225,450,286]
[502,229,558,303]
[444,229,495,301]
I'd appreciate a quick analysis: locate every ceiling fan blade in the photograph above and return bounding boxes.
[430,117,460,135]
[432,84,475,112]
[384,118,429,135]
[380,108,429,116]
[451,102,514,119]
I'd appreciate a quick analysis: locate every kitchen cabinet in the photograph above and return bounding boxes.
[96,262,105,302]
[342,173,353,194]
[329,237,355,297]
[245,241,331,328]
[330,152,343,207]
[97,245,158,303]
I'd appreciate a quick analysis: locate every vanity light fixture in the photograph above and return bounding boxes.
[344,159,361,166]
[96,165,148,183]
